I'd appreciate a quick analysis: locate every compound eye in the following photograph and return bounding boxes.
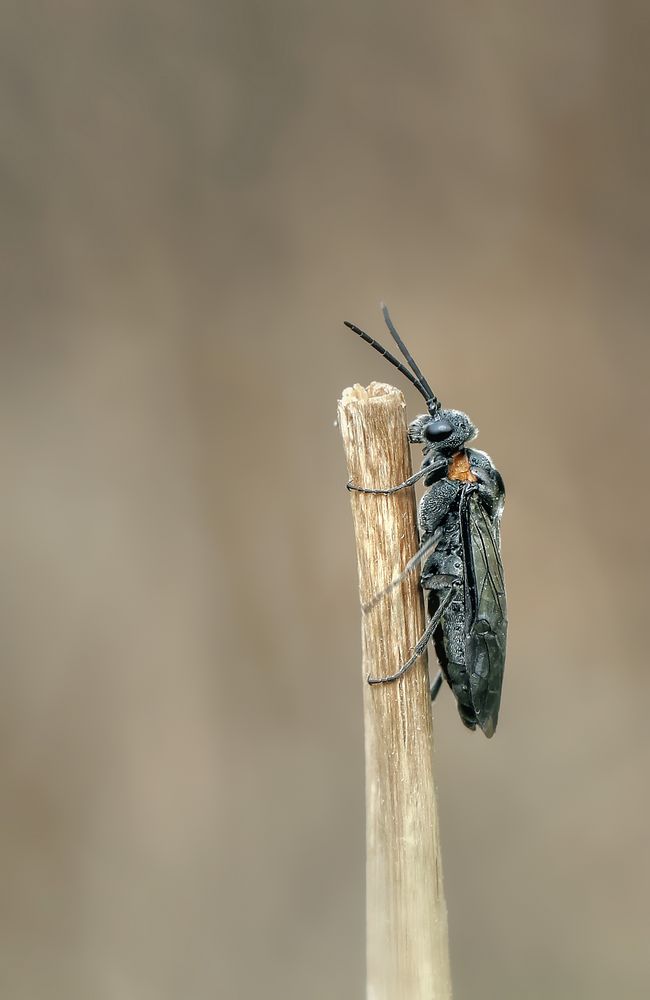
[423,419,453,443]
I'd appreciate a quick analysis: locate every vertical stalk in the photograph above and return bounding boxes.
[338,382,452,1000]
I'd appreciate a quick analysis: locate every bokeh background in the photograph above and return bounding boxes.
[2,3,649,998]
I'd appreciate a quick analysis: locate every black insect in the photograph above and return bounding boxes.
[344,305,507,737]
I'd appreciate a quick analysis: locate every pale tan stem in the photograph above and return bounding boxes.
[338,382,452,1000]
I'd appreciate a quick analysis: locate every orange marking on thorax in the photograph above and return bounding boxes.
[447,451,477,483]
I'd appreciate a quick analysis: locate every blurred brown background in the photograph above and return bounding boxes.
[1,2,649,998]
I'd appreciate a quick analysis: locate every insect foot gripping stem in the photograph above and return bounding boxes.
[367,585,456,685]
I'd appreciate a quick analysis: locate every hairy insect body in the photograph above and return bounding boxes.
[419,446,505,735]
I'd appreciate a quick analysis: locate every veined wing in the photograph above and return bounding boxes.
[462,489,507,738]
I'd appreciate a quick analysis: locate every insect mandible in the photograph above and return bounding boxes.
[344,305,507,737]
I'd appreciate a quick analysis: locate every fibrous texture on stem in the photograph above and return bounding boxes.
[338,382,452,1000]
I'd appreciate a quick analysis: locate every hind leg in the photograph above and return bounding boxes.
[367,581,459,686]
[430,670,444,701]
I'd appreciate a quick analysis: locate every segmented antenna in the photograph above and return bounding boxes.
[344,307,441,412]
[381,304,440,413]
[343,321,432,404]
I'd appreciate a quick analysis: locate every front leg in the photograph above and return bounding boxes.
[347,455,448,495]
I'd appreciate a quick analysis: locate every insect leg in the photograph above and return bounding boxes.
[347,462,433,495]
[361,534,438,612]
[348,455,448,495]
[430,670,443,701]
[367,582,458,685]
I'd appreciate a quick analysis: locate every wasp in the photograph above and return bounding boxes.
[344,306,507,737]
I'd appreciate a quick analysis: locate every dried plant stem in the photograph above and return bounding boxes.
[338,382,452,1000]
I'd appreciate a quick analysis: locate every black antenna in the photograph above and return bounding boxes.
[343,321,432,405]
[380,303,440,413]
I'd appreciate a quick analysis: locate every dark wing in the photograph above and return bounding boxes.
[463,491,507,738]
